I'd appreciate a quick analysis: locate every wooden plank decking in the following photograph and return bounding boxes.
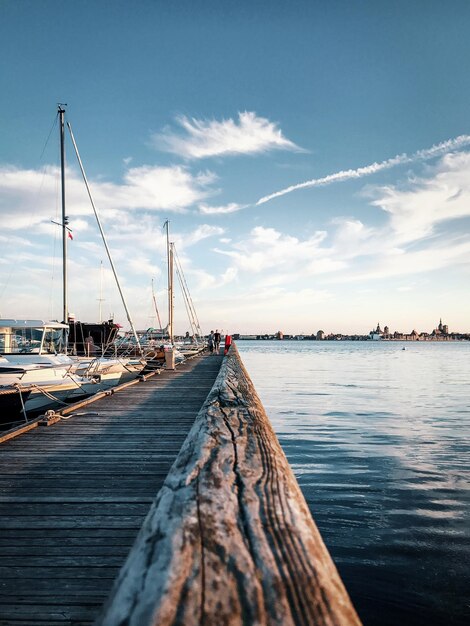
[0,352,223,626]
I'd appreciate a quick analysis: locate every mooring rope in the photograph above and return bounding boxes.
[29,384,69,406]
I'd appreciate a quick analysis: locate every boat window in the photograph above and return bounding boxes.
[0,327,43,354]
[42,329,66,354]
[0,327,65,354]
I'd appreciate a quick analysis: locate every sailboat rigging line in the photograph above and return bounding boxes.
[152,278,163,331]
[66,121,143,356]
[175,248,201,336]
[174,261,196,341]
[174,259,198,343]
[175,262,197,342]
[38,112,59,162]
[173,246,203,340]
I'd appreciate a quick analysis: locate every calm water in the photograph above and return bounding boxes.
[237,341,470,626]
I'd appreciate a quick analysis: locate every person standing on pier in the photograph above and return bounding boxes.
[85,334,95,357]
[214,329,221,354]
[208,330,215,354]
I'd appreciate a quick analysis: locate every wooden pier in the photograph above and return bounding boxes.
[0,346,361,626]
[0,352,222,625]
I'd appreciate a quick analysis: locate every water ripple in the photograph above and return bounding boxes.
[239,341,470,626]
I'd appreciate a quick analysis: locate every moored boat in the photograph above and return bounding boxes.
[0,319,100,422]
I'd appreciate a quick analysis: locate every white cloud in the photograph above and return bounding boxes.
[212,150,470,292]
[0,233,34,248]
[0,164,217,232]
[316,152,470,279]
[151,112,302,159]
[95,165,216,211]
[67,218,90,236]
[220,266,238,285]
[183,224,225,247]
[214,226,330,274]
[198,202,246,215]
[126,254,159,277]
[369,151,470,245]
[338,237,470,283]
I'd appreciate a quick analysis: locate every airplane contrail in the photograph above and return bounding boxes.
[256,134,470,206]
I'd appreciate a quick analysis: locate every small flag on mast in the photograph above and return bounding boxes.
[68,230,73,240]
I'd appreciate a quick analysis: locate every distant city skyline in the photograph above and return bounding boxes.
[1,2,470,333]
[232,317,466,339]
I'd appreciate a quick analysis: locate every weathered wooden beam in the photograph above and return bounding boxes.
[98,344,361,626]
[0,416,42,444]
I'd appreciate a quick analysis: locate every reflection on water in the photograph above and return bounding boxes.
[238,341,470,626]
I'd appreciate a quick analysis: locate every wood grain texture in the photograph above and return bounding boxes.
[98,344,362,626]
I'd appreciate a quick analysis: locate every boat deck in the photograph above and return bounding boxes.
[0,352,222,625]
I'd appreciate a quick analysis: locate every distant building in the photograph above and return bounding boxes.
[432,318,449,337]
[369,322,383,340]
[316,330,325,340]
[276,331,284,340]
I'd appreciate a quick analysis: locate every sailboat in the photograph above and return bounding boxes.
[0,107,145,422]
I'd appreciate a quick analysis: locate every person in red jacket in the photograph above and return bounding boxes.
[224,333,232,355]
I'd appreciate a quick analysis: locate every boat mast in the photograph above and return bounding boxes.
[58,105,68,327]
[169,243,174,344]
[164,220,174,344]
[67,122,143,356]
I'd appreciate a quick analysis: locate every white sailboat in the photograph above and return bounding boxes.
[0,107,145,422]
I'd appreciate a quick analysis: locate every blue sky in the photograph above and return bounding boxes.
[1,0,470,334]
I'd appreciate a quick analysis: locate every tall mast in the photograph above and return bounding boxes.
[58,105,68,326]
[169,243,174,344]
[164,220,173,344]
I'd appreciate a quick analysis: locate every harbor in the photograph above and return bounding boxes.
[2,4,470,625]
[0,351,220,624]
[0,345,361,626]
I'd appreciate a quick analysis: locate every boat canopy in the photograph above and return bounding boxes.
[0,320,69,330]
[0,320,68,355]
